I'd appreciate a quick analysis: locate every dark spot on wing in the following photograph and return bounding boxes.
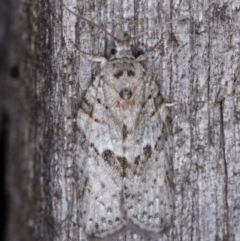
[81,97,93,114]
[95,223,99,230]
[119,88,132,100]
[115,217,120,222]
[97,98,101,104]
[134,156,140,166]
[89,112,100,123]
[133,156,141,176]
[118,156,128,168]
[150,110,157,117]
[102,150,115,164]
[127,70,135,76]
[84,178,89,187]
[117,156,128,177]
[122,125,128,141]
[133,171,140,177]
[154,92,163,107]
[90,143,99,154]
[148,202,153,207]
[148,215,153,221]
[102,150,129,175]
[143,145,152,159]
[114,71,123,78]
[94,117,100,123]
[164,177,168,184]
[101,217,106,223]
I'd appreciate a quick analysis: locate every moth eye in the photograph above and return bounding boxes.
[131,45,144,58]
[106,45,117,59]
[110,48,116,55]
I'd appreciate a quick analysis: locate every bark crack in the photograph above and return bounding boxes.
[219,100,229,240]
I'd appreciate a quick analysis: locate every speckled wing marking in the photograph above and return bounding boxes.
[77,59,173,239]
[123,74,173,233]
[77,74,126,239]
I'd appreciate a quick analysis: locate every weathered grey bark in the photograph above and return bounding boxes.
[1,0,240,241]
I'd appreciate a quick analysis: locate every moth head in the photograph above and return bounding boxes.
[106,40,134,60]
[106,25,136,60]
[106,38,143,60]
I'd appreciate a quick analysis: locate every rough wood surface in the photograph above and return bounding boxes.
[1,0,240,241]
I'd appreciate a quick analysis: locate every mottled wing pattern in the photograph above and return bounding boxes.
[77,60,173,239]
[77,75,125,238]
[123,74,173,233]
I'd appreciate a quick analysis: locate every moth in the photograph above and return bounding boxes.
[63,1,217,240]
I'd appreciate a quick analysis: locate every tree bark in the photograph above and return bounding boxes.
[1,0,240,241]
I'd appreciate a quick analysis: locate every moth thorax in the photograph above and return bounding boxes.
[115,40,134,59]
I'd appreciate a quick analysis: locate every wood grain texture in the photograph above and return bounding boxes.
[1,0,239,240]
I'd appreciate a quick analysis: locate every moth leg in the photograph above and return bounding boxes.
[69,39,107,63]
[136,40,164,61]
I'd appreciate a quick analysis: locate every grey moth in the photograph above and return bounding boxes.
[63,1,217,240]
[75,30,173,240]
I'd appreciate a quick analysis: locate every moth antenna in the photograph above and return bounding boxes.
[62,1,121,41]
[131,0,218,40]
[69,39,107,62]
